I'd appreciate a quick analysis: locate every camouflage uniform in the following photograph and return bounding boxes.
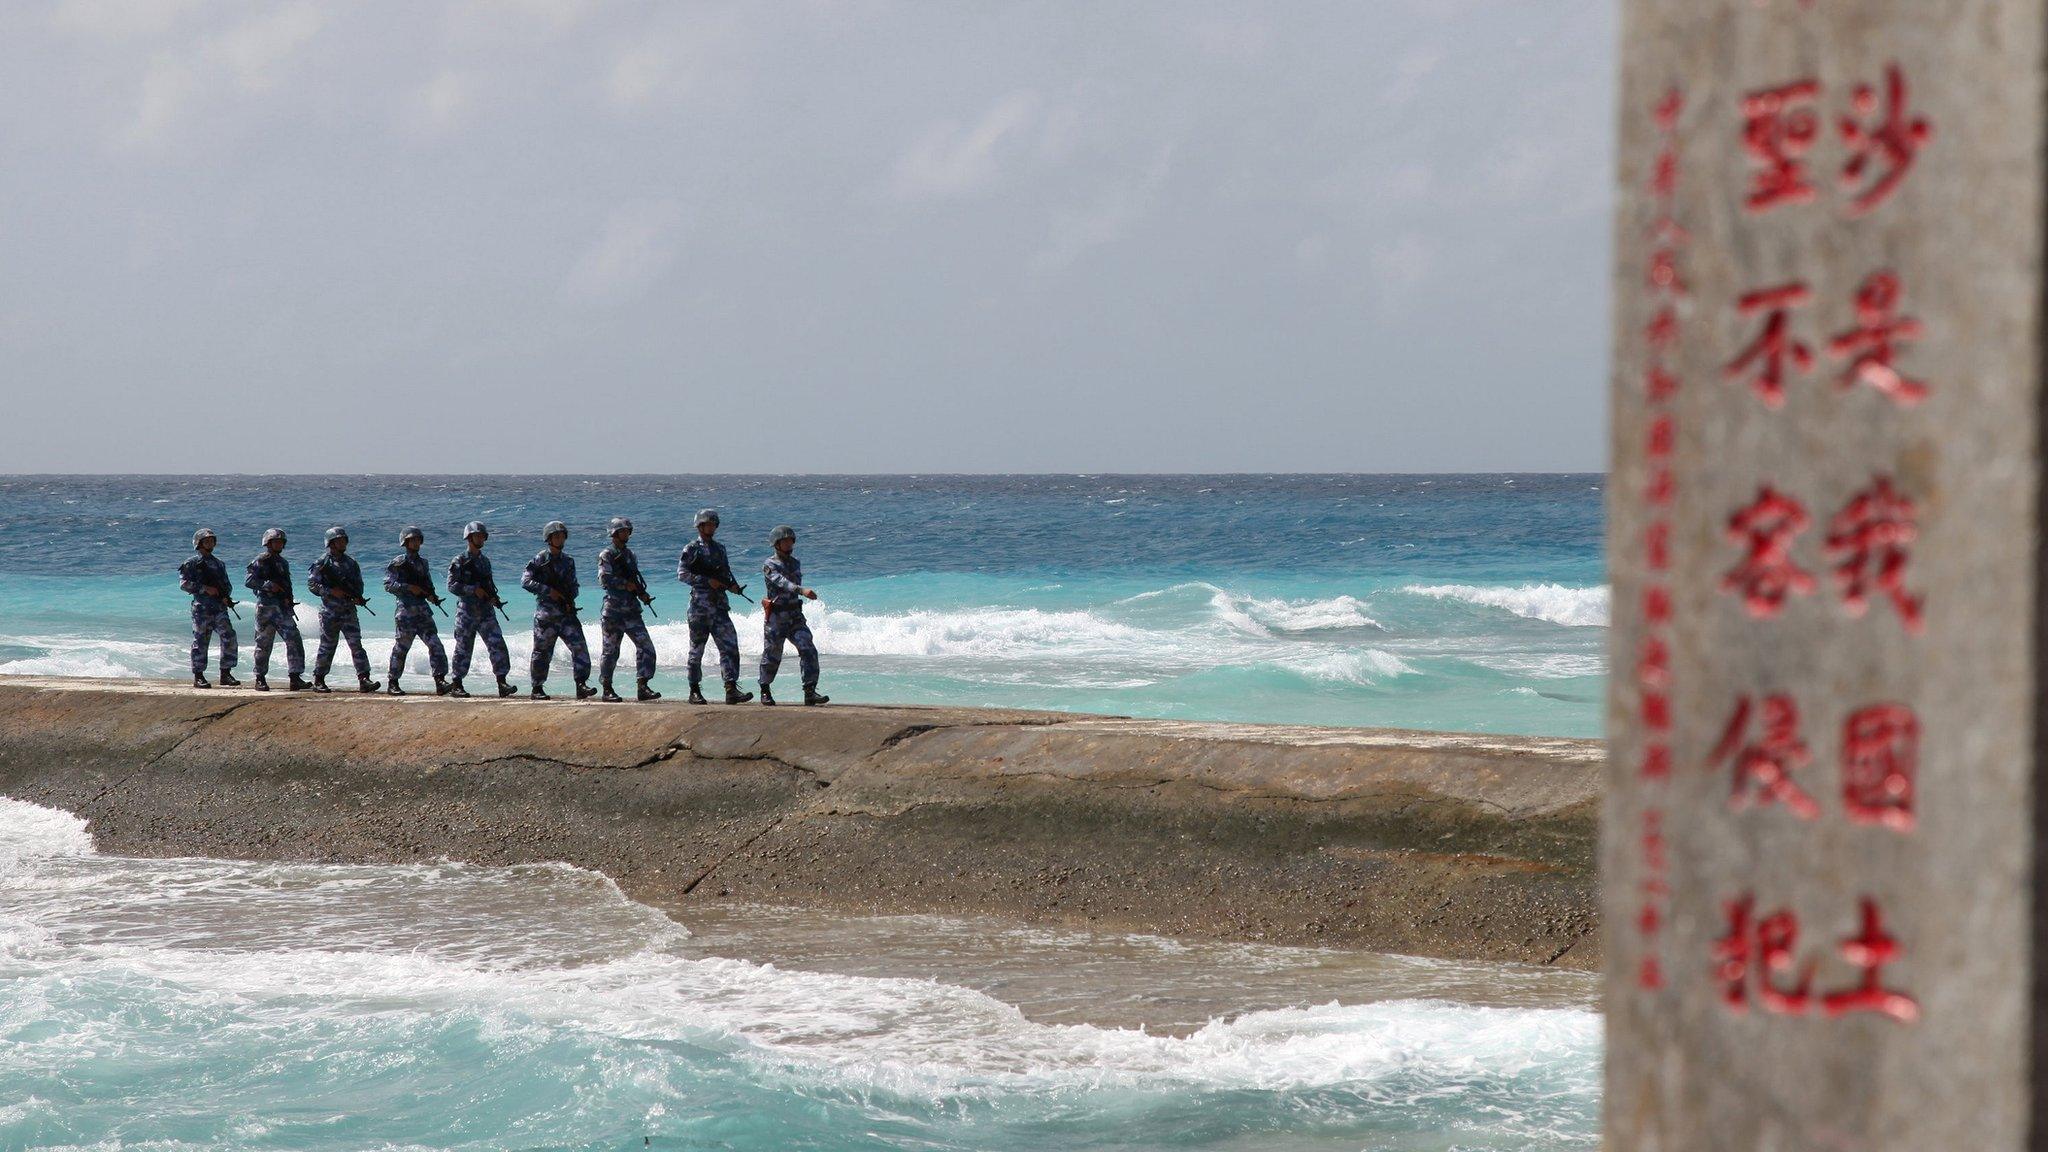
[598,543,658,683]
[307,552,373,681]
[385,551,448,683]
[244,550,304,679]
[447,550,510,681]
[522,549,590,686]
[179,552,238,677]
[678,536,742,685]
[760,553,819,690]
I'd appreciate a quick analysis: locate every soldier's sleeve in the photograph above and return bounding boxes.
[764,558,802,598]
[520,555,547,597]
[446,556,470,598]
[178,558,201,596]
[564,557,580,599]
[599,550,625,593]
[383,558,408,596]
[305,559,329,598]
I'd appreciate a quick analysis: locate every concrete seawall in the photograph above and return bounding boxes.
[0,678,1604,969]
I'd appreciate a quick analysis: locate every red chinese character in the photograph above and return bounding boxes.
[1637,634,1670,690]
[1825,475,1925,631]
[1828,271,1928,407]
[1646,521,1671,571]
[1641,743,1673,780]
[1821,899,1920,1023]
[1654,86,1684,133]
[1722,485,1817,616]
[1740,79,1821,213]
[1640,954,1667,991]
[1725,283,1814,407]
[1645,365,1679,403]
[1647,306,1680,352]
[1651,148,1681,200]
[1839,64,1932,216]
[1641,810,1667,870]
[1710,693,1820,819]
[1841,704,1918,831]
[1715,895,1816,1015]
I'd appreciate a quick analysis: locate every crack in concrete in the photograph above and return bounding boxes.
[82,698,262,812]
[442,739,690,774]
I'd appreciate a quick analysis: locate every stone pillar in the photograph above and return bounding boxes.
[1606,4,2044,1148]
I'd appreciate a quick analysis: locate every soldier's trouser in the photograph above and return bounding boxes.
[451,601,510,681]
[390,604,448,682]
[600,607,657,683]
[531,612,591,685]
[314,605,372,681]
[253,603,304,679]
[760,609,818,689]
[688,605,741,685]
[189,602,238,676]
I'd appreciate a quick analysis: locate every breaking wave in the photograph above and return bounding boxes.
[1401,584,1610,628]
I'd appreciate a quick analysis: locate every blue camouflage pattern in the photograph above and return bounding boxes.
[680,536,743,683]
[179,552,237,676]
[447,549,509,681]
[524,549,589,685]
[252,603,304,679]
[689,610,741,685]
[601,614,658,682]
[451,600,509,680]
[760,608,818,690]
[244,552,300,677]
[531,613,591,686]
[598,543,656,682]
[383,551,438,608]
[390,603,447,682]
[759,553,817,689]
[307,552,371,681]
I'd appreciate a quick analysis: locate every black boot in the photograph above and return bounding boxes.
[289,675,311,691]
[434,677,451,696]
[804,688,831,706]
[218,671,241,688]
[688,682,708,705]
[253,676,270,692]
[387,681,405,696]
[724,681,754,705]
[759,683,776,706]
[497,679,518,698]
[192,674,212,689]
[358,676,381,694]
[601,679,623,703]
[311,677,331,693]
[530,684,550,700]
[448,679,471,698]
[637,679,662,701]
[575,682,598,700]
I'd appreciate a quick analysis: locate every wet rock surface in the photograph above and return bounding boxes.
[0,677,1603,968]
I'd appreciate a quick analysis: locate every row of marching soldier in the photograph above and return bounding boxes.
[176,511,828,706]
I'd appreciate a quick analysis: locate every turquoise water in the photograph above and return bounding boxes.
[0,798,1602,1151]
[0,475,1605,735]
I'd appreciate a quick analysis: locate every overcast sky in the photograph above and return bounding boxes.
[0,1,1617,473]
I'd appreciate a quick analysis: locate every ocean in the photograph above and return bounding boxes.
[0,474,1606,735]
[0,797,1602,1150]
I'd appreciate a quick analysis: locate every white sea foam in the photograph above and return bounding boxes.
[1276,649,1416,685]
[0,798,93,866]
[1403,583,1610,627]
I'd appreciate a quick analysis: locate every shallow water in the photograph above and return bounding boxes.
[0,474,1605,736]
[0,797,1602,1150]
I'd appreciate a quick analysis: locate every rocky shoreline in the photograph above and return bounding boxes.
[0,677,1603,969]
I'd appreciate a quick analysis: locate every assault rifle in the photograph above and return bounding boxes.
[682,551,753,604]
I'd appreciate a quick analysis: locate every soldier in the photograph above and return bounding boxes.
[759,524,828,706]
[522,520,596,700]
[384,526,450,696]
[597,516,661,703]
[244,528,308,691]
[306,526,381,694]
[445,521,517,698]
[178,528,240,689]
[677,508,753,705]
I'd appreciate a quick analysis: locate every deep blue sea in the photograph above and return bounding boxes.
[0,476,1608,1150]
[0,474,1606,735]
